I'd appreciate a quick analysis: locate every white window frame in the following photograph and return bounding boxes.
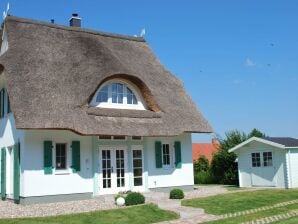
[251,151,273,168]
[162,143,173,169]
[131,146,144,190]
[263,151,273,167]
[53,142,70,174]
[98,136,127,141]
[90,79,146,110]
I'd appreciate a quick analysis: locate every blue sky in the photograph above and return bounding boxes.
[1,1,297,142]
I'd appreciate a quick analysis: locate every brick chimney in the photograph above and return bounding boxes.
[211,138,220,149]
[69,13,81,27]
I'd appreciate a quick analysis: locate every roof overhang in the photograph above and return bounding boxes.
[228,137,285,153]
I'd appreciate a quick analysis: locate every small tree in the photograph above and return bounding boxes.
[193,156,209,173]
[210,129,266,185]
[248,128,266,138]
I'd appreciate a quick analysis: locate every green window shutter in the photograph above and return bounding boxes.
[44,141,53,174]
[71,141,81,172]
[1,148,6,200]
[0,89,3,118]
[7,92,11,114]
[13,143,20,203]
[155,141,162,168]
[174,141,182,169]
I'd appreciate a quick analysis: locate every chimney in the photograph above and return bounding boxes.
[69,13,81,27]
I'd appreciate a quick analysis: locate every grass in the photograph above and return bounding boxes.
[205,203,298,224]
[0,204,179,224]
[224,185,248,191]
[274,216,298,223]
[182,189,298,215]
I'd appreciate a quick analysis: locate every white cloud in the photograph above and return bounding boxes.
[245,58,256,67]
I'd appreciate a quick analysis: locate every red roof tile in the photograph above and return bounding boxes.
[192,139,220,162]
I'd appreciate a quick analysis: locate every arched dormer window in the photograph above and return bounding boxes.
[90,80,146,110]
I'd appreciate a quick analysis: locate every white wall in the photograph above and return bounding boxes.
[22,130,93,197]
[145,133,194,189]
[236,141,286,188]
[0,76,25,194]
[288,148,298,188]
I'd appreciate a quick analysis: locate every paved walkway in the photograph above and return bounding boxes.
[145,186,227,224]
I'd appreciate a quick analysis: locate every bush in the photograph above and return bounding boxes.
[194,170,217,184]
[193,156,209,173]
[169,189,184,199]
[125,192,145,206]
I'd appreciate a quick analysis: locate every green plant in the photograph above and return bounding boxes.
[125,192,145,206]
[169,188,184,199]
[194,170,216,184]
[193,156,209,173]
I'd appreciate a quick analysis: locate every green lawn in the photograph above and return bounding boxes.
[182,189,298,215]
[205,203,298,224]
[274,216,298,224]
[0,204,179,224]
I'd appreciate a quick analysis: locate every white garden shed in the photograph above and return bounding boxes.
[229,137,298,188]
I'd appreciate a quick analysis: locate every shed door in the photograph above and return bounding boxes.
[251,151,276,187]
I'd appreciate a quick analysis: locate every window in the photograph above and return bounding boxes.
[263,152,273,167]
[162,144,171,167]
[251,152,261,167]
[112,83,124,104]
[96,85,108,103]
[98,135,112,140]
[127,87,137,105]
[56,143,67,170]
[91,81,145,110]
[98,136,127,141]
[113,136,126,140]
[132,136,142,141]
[132,149,143,186]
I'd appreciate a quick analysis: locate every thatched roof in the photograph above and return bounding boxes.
[0,16,212,136]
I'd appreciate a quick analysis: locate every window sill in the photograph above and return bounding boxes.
[54,169,71,175]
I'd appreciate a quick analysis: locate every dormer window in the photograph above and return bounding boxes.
[91,80,146,110]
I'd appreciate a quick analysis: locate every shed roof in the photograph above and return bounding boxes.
[262,137,298,147]
[0,16,212,136]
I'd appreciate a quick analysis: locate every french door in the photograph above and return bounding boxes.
[99,146,128,194]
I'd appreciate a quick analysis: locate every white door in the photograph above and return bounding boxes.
[99,146,128,194]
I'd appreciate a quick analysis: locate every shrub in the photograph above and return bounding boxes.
[125,192,145,206]
[194,170,217,184]
[193,156,209,173]
[169,189,184,199]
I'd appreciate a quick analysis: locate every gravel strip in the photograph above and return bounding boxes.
[0,195,117,219]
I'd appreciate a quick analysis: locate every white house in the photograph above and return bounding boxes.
[0,15,212,204]
[229,137,298,189]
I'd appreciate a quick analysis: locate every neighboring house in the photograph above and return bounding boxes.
[192,138,220,162]
[229,137,298,189]
[0,15,212,204]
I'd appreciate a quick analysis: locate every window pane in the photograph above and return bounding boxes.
[56,143,66,170]
[96,85,109,103]
[133,159,142,168]
[134,177,143,186]
[133,150,142,158]
[133,168,142,177]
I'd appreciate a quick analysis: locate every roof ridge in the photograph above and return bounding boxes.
[5,15,146,42]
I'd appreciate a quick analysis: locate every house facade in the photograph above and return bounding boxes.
[229,137,298,189]
[0,15,211,204]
